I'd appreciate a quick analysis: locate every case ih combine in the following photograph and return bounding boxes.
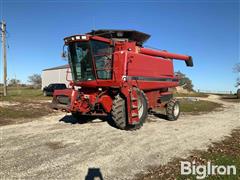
[52,29,193,130]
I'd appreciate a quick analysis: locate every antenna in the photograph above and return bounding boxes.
[92,16,96,30]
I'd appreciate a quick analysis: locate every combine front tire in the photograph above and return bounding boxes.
[111,94,127,130]
[128,89,148,130]
[166,98,180,121]
[111,90,148,130]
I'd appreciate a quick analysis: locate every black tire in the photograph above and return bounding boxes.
[111,94,127,130]
[111,90,148,130]
[166,98,180,121]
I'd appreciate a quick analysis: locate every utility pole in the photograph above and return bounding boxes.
[1,20,7,96]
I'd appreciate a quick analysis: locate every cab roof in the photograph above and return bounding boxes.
[87,29,150,45]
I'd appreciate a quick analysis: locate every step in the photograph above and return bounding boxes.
[132,105,138,109]
[131,97,137,101]
[132,113,138,118]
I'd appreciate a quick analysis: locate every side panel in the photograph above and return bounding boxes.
[127,52,174,78]
[145,90,173,109]
[126,52,178,91]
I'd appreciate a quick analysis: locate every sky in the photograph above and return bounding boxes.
[0,0,239,92]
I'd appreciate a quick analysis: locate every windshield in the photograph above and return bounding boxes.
[68,40,113,81]
[68,42,95,81]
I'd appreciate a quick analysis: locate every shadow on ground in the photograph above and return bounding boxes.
[85,168,104,180]
[151,112,168,120]
[220,95,240,103]
[59,115,106,124]
[59,112,170,129]
[59,114,118,129]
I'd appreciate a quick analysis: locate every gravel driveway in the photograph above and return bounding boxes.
[0,97,239,179]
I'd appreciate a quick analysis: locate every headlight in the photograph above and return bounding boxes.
[81,35,87,40]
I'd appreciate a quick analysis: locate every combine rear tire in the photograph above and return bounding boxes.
[111,94,127,130]
[166,98,180,121]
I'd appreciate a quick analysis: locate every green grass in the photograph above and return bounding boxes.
[1,87,52,102]
[179,99,222,114]
[174,92,209,98]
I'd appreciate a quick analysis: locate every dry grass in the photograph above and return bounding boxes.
[134,129,240,180]
[220,94,240,103]
[0,87,55,126]
[174,92,209,98]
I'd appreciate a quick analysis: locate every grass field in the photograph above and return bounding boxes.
[0,87,54,125]
[174,92,209,98]
[179,99,222,114]
[0,86,52,102]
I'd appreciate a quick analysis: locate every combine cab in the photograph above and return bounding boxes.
[52,29,193,130]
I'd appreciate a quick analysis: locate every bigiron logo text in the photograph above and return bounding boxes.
[180,161,237,179]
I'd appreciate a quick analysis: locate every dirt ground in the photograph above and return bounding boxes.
[0,96,239,179]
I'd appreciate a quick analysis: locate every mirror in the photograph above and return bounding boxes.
[61,45,68,60]
[61,51,67,59]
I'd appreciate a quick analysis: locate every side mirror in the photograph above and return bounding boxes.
[61,45,68,60]
[61,51,67,60]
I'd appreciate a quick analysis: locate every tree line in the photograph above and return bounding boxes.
[8,74,41,88]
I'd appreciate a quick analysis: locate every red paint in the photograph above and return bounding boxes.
[52,30,193,125]
[139,48,191,61]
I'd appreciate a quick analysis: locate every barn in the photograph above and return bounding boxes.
[41,65,72,89]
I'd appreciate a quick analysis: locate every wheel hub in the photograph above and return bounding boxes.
[138,96,143,118]
[173,103,179,117]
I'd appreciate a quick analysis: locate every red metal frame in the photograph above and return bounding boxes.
[53,32,193,125]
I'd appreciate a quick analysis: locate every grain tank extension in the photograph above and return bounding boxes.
[52,29,193,130]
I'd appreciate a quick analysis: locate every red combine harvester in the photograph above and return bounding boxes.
[52,29,193,130]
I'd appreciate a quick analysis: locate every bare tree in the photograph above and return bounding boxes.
[9,78,21,86]
[28,74,42,88]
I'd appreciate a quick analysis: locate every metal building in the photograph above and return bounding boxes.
[41,65,72,89]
